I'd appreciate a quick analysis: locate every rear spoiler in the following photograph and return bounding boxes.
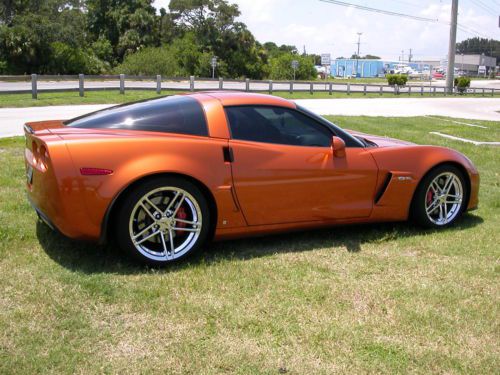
[24,123,34,134]
[24,120,66,135]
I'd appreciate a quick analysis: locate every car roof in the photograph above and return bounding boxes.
[197,91,296,109]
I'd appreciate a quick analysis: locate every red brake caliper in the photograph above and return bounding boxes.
[426,190,433,205]
[175,206,187,235]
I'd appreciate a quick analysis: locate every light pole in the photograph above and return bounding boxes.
[355,32,362,78]
[445,0,458,93]
[481,53,486,77]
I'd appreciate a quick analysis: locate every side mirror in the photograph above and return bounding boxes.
[331,136,346,158]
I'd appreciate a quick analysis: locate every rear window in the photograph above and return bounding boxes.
[65,96,208,136]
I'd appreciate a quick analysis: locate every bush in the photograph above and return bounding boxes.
[386,74,408,86]
[0,60,7,74]
[115,33,218,78]
[454,76,471,93]
[115,47,180,76]
[268,54,316,80]
[48,42,107,74]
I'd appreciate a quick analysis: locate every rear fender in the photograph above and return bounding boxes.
[64,135,245,240]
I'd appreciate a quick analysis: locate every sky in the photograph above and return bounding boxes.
[153,0,500,61]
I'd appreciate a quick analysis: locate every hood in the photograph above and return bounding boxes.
[346,129,415,147]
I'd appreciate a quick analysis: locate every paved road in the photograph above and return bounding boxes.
[298,98,500,121]
[0,98,498,138]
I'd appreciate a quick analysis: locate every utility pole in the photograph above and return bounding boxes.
[356,32,362,77]
[356,32,362,57]
[446,0,458,93]
[409,48,413,62]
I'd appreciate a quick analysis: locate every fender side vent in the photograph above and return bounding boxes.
[375,172,393,204]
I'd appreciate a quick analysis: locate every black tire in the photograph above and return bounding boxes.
[115,176,210,266]
[412,164,468,228]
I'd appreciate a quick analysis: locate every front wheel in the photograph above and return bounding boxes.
[412,165,468,228]
[115,176,210,265]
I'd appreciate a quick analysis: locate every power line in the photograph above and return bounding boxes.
[319,0,494,39]
[384,0,422,9]
[455,22,494,39]
[469,0,499,14]
[319,0,439,22]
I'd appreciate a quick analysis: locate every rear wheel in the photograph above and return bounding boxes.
[412,165,468,228]
[115,177,210,265]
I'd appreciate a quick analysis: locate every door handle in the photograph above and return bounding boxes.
[222,146,234,163]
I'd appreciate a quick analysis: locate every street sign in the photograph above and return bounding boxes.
[321,53,331,66]
[291,60,299,81]
[211,57,217,79]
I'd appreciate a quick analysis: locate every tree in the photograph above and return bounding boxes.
[0,0,344,79]
[0,0,93,74]
[86,0,158,61]
[350,54,380,60]
[168,0,266,78]
[456,37,499,63]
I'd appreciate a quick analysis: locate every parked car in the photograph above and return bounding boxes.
[25,92,479,265]
[433,72,445,79]
[389,64,416,75]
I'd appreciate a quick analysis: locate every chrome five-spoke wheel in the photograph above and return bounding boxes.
[425,172,463,226]
[116,177,210,265]
[413,165,468,228]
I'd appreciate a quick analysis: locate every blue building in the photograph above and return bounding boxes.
[330,59,430,78]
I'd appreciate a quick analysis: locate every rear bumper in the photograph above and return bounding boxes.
[26,184,99,241]
[28,194,57,232]
[25,135,101,241]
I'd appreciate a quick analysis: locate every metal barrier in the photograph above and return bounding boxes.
[1,74,499,98]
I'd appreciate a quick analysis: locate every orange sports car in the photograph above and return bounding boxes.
[25,92,479,265]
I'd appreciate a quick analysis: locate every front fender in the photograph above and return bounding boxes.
[369,145,479,220]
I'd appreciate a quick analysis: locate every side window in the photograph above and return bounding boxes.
[66,96,208,136]
[225,106,332,147]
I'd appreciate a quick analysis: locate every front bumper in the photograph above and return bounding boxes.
[467,171,480,211]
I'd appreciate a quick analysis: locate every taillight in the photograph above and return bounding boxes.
[31,140,49,171]
[31,141,38,164]
[38,145,48,172]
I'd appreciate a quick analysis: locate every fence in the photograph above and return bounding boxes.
[1,74,499,98]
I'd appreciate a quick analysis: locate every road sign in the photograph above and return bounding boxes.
[211,57,217,68]
[291,60,299,81]
[321,53,331,66]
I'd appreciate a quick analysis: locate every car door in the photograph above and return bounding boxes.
[225,105,378,226]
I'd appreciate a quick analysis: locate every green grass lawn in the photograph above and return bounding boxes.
[0,89,498,107]
[0,116,499,374]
